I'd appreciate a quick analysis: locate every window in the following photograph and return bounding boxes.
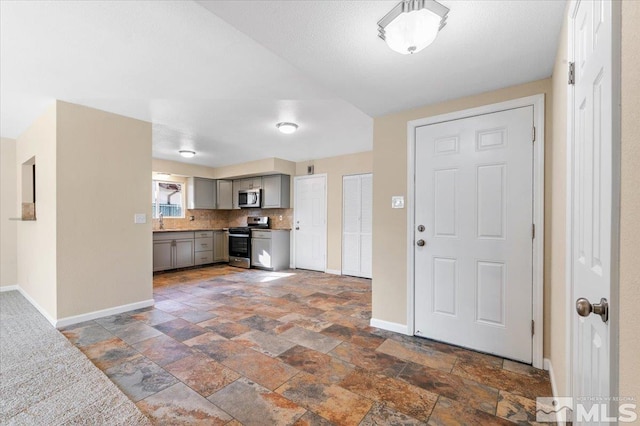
[152,180,185,218]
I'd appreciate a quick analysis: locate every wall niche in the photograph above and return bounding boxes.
[21,156,36,220]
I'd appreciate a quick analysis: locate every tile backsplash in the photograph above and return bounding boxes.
[152,208,292,231]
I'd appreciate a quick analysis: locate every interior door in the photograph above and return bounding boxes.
[342,174,372,278]
[570,0,613,413]
[414,106,534,363]
[294,175,327,271]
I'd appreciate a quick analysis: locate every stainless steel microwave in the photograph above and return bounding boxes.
[238,189,261,208]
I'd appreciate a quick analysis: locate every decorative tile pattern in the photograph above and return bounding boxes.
[137,382,232,425]
[275,372,373,425]
[360,402,427,426]
[208,378,306,426]
[104,355,178,402]
[164,353,240,397]
[131,334,194,367]
[339,368,438,421]
[63,265,552,425]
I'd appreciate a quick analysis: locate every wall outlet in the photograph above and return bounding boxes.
[134,213,146,224]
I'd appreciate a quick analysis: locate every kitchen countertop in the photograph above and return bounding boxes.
[153,228,292,233]
[153,228,228,233]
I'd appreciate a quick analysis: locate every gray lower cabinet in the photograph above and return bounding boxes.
[154,230,228,271]
[153,240,173,271]
[251,230,290,271]
[175,239,195,268]
[194,231,214,266]
[153,231,195,271]
[213,231,229,262]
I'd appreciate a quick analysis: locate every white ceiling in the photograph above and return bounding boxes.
[0,0,565,168]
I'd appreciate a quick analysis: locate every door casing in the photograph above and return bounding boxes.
[565,0,621,401]
[407,94,546,369]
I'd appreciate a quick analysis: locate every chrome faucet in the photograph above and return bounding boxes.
[159,212,164,230]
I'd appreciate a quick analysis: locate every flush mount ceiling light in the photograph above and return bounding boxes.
[179,150,196,158]
[378,0,449,55]
[276,122,299,134]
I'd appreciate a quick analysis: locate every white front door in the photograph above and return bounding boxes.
[570,0,614,414]
[342,173,373,278]
[414,106,534,363]
[294,174,327,272]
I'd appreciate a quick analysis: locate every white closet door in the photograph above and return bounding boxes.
[342,173,372,278]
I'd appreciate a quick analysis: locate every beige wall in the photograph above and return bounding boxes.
[372,79,554,337]
[548,2,569,396]
[295,151,373,273]
[1,138,18,287]
[55,101,153,319]
[16,104,58,320]
[619,0,640,404]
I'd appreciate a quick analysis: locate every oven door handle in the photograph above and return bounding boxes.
[229,234,250,238]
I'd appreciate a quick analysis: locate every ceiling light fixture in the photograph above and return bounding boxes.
[179,150,196,158]
[378,0,449,55]
[276,122,299,134]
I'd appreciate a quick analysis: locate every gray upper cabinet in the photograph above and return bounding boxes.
[216,180,233,209]
[187,177,216,210]
[262,174,291,208]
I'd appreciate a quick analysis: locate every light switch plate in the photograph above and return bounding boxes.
[134,213,146,224]
[392,196,405,209]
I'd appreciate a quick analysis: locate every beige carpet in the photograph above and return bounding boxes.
[0,291,150,425]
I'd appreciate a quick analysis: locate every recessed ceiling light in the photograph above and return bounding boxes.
[179,150,196,158]
[276,122,299,134]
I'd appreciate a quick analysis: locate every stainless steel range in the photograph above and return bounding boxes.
[228,216,269,269]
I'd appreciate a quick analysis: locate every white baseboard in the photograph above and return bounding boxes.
[55,299,155,329]
[544,358,559,398]
[370,318,410,335]
[325,269,341,275]
[0,285,19,292]
[15,286,57,326]
[4,284,155,329]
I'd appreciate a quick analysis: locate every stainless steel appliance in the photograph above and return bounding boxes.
[238,189,261,208]
[228,216,269,268]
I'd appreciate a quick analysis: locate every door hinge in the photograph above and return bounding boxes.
[532,224,535,239]
[531,320,535,336]
[568,62,575,85]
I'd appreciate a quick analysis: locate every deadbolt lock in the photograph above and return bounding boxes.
[417,225,425,232]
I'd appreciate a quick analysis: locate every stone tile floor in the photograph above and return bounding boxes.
[62,265,552,425]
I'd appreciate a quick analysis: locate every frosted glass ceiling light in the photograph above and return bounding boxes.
[179,150,196,158]
[378,0,449,55]
[276,122,298,134]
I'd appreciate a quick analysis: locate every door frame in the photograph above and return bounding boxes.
[565,0,621,399]
[292,173,328,272]
[406,95,545,369]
